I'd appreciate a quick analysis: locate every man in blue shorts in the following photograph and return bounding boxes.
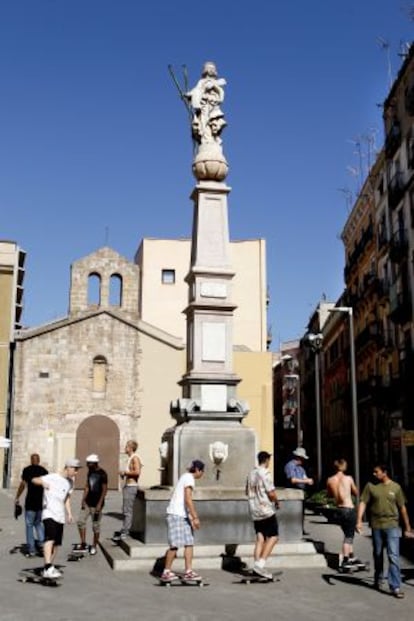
[160,459,205,583]
[246,451,279,579]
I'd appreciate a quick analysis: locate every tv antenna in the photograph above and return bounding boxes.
[398,40,411,58]
[361,127,379,172]
[347,136,364,187]
[376,37,393,89]
[401,3,414,21]
[337,187,354,213]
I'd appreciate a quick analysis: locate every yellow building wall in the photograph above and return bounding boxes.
[234,350,274,455]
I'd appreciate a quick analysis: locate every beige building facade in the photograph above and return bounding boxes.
[135,238,268,352]
[10,241,273,488]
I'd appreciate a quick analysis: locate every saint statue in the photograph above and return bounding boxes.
[186,62,227,146]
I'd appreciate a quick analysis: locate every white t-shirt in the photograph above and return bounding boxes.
[166,472,195,517]
[41,473,72,524]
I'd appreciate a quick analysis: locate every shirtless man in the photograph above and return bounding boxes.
[113,440,142,540]
[327,458,361,570]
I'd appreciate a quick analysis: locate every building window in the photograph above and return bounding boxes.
[161,269,175,284]
[88,273,101,306]
[92,356,107,394]
[109,273,123,306]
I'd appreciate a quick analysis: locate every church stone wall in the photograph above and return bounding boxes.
[11,314,142,486]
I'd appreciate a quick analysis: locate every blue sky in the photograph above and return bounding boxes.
[1,1,413,347]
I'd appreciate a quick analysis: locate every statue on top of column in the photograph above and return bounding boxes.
[185,61,227,147]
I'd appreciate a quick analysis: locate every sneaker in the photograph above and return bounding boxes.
[160,570,179,582]
[252,564,272,580]
[42,566,62,579]
[340,560,353,571]
[73,543,88,551]
[24,552,36,558]
[89,545,97,555]
[391,589,405,599]
[184,570,202,582]
[349,557,363,566]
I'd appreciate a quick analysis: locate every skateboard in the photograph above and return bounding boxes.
[18,568,61,587]
[338,561,370,574]
[159,574,208,588]
[67,543,96,561]
[239,569,283,584]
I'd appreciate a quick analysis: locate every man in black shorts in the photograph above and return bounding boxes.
[327,459,361,570]
[32,458,81,579]
[246,451,279,579]
[76,454,108,554]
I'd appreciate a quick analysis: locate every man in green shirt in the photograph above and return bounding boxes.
[356,463,412,598]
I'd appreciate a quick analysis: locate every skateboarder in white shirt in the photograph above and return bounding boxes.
[32,458,81,579]
[160,459,205,583]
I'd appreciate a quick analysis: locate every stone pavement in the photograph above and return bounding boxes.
[1,488,413,621]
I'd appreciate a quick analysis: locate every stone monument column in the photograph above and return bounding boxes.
[162,62,256,490]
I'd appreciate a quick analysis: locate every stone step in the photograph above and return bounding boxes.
[100,538,327,572]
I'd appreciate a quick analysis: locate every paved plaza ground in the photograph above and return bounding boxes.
[1,488,413,621]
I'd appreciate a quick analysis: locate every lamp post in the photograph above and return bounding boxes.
[329,306,360,491]
[305,333,323,482]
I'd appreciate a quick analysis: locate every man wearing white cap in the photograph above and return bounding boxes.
[32,458,81,579]
[284,448,314,490]
[284,448,314,536]
[76,454,108,555]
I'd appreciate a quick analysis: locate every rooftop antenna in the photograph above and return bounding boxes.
[401,3,414,21]
[398,40,411,58]
[376,36,393,89]
[361,126,379,172]
[347,136,364,187]
[337,187,354,213]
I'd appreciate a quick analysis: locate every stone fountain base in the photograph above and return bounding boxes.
[132,487,304,544]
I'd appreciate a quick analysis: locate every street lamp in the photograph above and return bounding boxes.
[328,306,360,491]
[304,333,323,482]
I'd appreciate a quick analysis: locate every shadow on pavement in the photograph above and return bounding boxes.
[321,572,377,592]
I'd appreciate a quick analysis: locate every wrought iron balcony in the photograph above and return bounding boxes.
[355,321,380,350]
[385,121,402,158]
[389,281,412,324]
[388,171,405,210]
[389,229,408,263]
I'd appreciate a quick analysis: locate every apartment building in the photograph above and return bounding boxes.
[0,241,25,485]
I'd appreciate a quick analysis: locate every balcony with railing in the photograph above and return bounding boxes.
[377,328,395,353]
[377,278,391,302]
[385,121,402,158]
[389,280,412,324]
[377,227,389,252]
[355,321,380,350]
[389,229,408,263]
[388,171,405,210]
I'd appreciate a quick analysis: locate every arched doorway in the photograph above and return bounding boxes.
[75,415,120,489]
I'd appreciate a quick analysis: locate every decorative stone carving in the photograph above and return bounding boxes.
[209,441,229,465]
